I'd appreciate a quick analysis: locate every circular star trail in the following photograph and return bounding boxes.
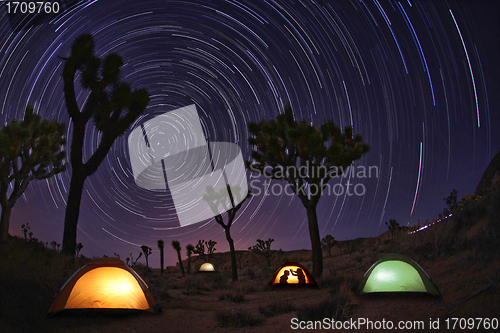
[0,0,498,266]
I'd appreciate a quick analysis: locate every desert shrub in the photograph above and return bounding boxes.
[0,237,111,332]
[452,198,488,233]
[319,274,345,293]
[208,273,229,290]
[184,276,210,295]
[296,296,349,322]
[413,240,435,261]
[0,278,54,332]
[218,280,256,302]
[487,266,500,289]
[340,276,359,295]
[467,234,500,263]
[259,300,296,318]
[319,272,358,295]
[240,267,257,279]
[487,190,500,235]
[240,267,267,281]
[185,272,229,291]
[215,308,263,328]
[219,290,245,303]
[234,281,256,294]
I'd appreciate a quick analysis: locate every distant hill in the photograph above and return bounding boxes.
[475,150,500,195]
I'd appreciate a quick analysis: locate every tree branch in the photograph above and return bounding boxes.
[62,58,81,119]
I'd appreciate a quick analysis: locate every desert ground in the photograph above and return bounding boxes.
[1,164,499,332]
[1,214,499,333]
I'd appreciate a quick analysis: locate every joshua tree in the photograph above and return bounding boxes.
[129,252,142,266]
[172,240,185,277]
[141,245,152,268]
[203,185,251,281]
[247,104,370,277]
[60,33,150,255]
[186,244,194,274]
[249,238,274,267]
[157,239,165,275]
[206,240,217,262]
[193,240,206,262]
[0,105,65,242]
[75,242,83,257]
[385,219,400,239]
[443,189,458,216]
[21,224,30,241]
[321,235,337,257]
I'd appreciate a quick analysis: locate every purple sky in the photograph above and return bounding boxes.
[1,0,498,268]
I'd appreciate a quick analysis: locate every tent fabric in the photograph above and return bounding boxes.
[198,263,215,272]
[269,262,317,286]
[357,253,440,296]
[47,258,159,316]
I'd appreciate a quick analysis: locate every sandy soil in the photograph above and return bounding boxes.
[47,248,500,333]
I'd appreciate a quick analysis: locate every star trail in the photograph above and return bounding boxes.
[0,0,498,267]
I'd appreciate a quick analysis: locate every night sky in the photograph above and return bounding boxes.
[1,0,498,268]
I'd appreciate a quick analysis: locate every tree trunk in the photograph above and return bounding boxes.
[306,204,323,278]
[177,251,185,277]
[225,226,238,282]
[160,250,164,275]
[62,170,87,255]
[0,196,12,242]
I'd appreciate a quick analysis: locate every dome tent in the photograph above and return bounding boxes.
[357,253,440,296]
[47,258,159,317]
[198,262,216,272]
[269,262,317,287]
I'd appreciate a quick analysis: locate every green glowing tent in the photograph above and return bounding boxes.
[357,253,440,296]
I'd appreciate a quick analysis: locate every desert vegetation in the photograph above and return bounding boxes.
[1,180,499,332]
[1,34,498,332]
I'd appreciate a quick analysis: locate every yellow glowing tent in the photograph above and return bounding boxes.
[47,258,159,316]
[198,262,216,272]
[269,262,317,287]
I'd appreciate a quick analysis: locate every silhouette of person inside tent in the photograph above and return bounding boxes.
[279,270,290,283]
[290,268,306,284]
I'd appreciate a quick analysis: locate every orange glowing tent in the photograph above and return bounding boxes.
[47,257,159,316]
[269,262,317,287]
